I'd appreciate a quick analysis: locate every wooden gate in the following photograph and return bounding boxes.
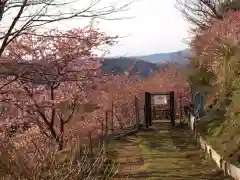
[144,91,175,127]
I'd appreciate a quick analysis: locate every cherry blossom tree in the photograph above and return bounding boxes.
[190,11,240,90]
[0,27,116,150]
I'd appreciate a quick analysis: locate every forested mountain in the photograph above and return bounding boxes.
[101,57,159,78]
[133,49,190,64]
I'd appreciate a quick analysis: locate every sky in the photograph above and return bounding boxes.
[41,0,192,57]
[97,0,192,57]
[1,0,192,57]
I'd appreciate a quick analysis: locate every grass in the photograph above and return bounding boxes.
[108,121,232,180]
[197,114,240,166]
[107,136,144,179]
[196,91,240,167]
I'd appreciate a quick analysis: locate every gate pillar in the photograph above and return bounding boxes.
[144,92,152,128]
[169,91,175,126]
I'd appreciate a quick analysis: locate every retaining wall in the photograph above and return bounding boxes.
[189,114,240,179]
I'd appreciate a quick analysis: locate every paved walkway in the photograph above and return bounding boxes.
[109,122,232,180]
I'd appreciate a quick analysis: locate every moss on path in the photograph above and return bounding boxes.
[109,122,232,180]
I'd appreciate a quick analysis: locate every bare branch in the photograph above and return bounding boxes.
[175,0,240,31]
[0,0,28,56]
[0,0,134,55]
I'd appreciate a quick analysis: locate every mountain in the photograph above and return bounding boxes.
[101,49,191,78]
[101,57,158,78]
[133,49,190,64]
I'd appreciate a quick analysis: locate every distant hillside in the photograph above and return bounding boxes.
[134,49,190,64]
[102,49,191,78]
[101,57,158,78]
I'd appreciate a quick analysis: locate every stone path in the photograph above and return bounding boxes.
[108,121,232,180]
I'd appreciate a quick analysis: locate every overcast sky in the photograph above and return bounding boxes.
[2,0,191,57]
[47,0,192,57]
[98,0,192,57]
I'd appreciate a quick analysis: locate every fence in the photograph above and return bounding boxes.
[189,113,240,180]
[62,95,143,178]
[58,95,144,163]
[0,95,144,180]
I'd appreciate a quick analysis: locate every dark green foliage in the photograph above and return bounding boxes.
[220,0,240,12]
[187,57,215,91]
[101,57,159,78]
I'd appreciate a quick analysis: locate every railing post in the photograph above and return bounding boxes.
[135,96,140,130]
[209,149,212,159]
[144,92,149,128]
[194,117,197,138]
[88,130,93,157]
[103,111,108,156]
[111,102,114,133]
[179,96,183,124]
[105,111,108,135]
[101,119,104,147]
[188,111,191,128]
[170,91,175,126]
[224,162,228,176]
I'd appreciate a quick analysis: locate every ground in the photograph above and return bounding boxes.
[108,121,232,180]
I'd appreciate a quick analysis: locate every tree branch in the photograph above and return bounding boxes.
[0,0,28,56]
